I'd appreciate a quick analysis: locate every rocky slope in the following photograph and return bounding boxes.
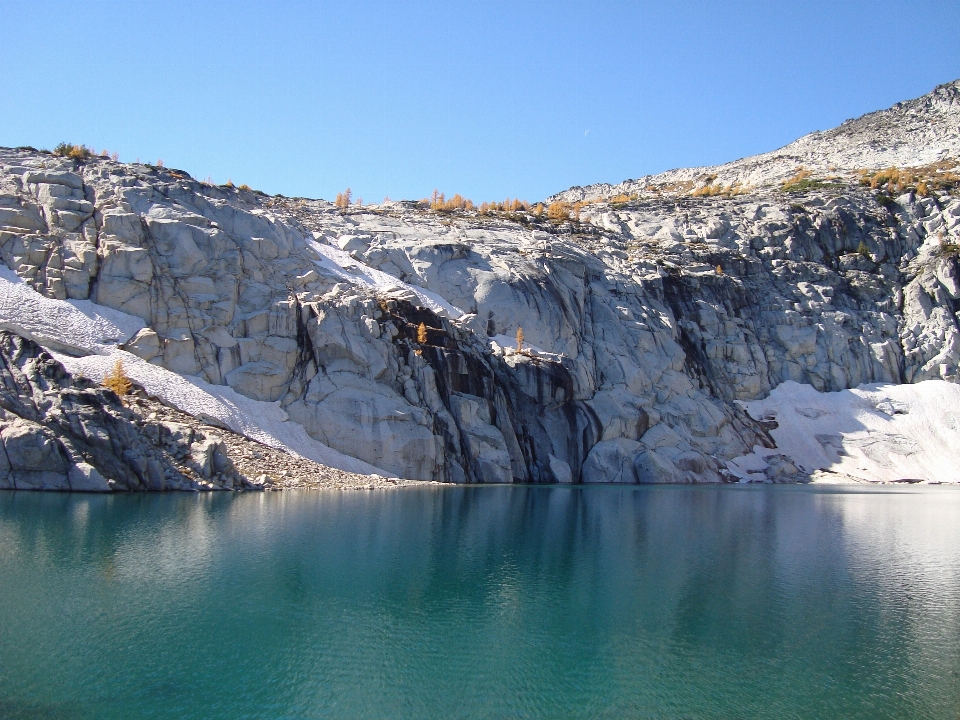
[0,80,958,489]
[0,330,411,491]
[552,80,960,202]
[0,328,246,491]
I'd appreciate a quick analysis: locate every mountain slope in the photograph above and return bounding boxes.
[0,79,958,489]
[551,80,960,202]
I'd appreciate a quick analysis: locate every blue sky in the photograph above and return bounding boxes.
[2,1,958,202]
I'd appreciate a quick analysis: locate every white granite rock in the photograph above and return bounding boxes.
[0,81,958,485]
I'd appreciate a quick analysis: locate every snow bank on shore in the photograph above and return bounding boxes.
[729,380,960,483]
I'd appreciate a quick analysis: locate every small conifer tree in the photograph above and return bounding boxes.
[102,358,132,398]
[516,327,524,352]
[715,265,723,274]
[547,201,571,221]
[417,322,427,345]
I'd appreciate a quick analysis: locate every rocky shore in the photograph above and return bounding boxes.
[0,330,424,492]
[126,391,433,491]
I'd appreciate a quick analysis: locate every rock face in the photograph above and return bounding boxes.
[1,80,959,486]
[0,331,243,491]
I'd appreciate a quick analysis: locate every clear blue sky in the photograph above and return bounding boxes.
[2,1,958,202]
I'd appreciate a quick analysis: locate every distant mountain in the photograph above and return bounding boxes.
[551,80,960,203]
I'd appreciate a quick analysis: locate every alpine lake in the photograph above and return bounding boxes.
[0,484,958,719]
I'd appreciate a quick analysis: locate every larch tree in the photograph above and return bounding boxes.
[102,358,132,398]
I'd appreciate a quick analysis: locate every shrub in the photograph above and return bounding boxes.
[102,358,132,398]
[692,183,721,197]
[609,193,635,205]
[692,182,747,198]
[779,168,841,193]
[783,168,811,187]
[937,233,960,257]
[239,184,252,192]
[859,162,960,195]
[857,240,871,258]
[53,143,93,161]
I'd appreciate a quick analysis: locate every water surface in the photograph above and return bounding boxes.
[0,485,958,719]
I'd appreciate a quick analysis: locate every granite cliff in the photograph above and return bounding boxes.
[1,80,958,489]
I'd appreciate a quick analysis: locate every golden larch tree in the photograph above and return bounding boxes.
[515,327,524,352]
[102,358,132,398]
[417,322,428,345]
[335,187,352,209]
[547,201,571,221]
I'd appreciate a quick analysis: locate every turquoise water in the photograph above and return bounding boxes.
[0,486,958,719]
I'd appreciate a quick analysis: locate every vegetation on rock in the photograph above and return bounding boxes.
[102,358,132,398]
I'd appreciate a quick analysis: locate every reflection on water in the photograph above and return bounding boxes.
[0,486,958,719]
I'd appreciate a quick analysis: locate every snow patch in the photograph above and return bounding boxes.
[0,265,144,353]
[729,380,960,483]
[308,239,466,319]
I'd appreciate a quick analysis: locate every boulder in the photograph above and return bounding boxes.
[225,361,291,402]
[581,438,643,483]
[123,328,162,362]
[2,419,68,474]
[634,449,686,484]
[68,462,111,492]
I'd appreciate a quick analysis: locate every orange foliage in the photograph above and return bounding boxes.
[335,188,352,209]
